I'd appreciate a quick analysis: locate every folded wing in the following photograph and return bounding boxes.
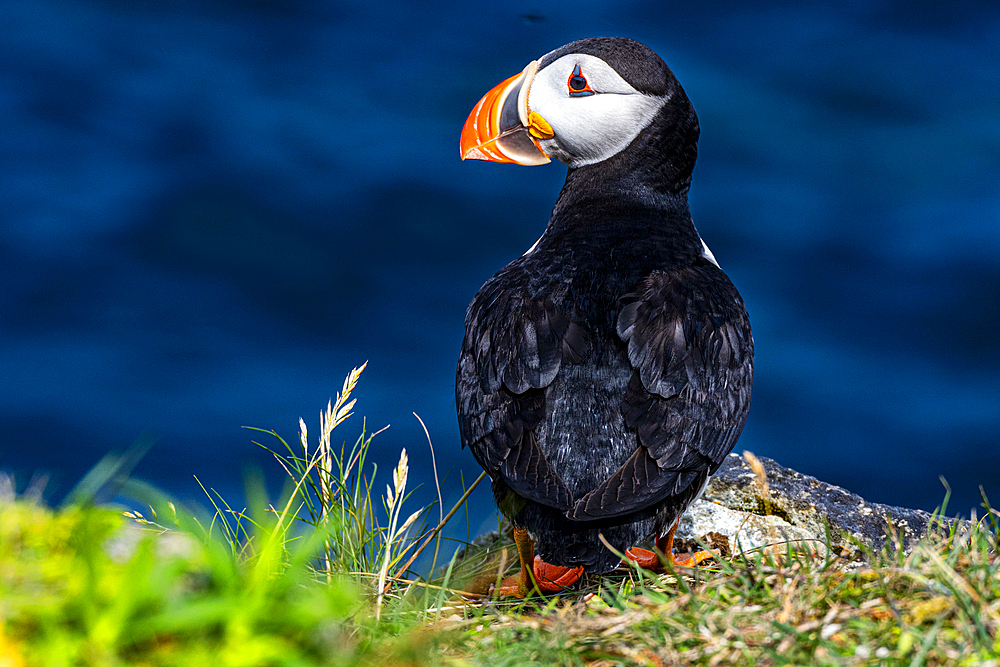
[569,263,753,520]
[456,270,589,510]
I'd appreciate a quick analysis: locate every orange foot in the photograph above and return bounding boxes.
[496,555,584,597]
[624,546,717,571]
[623,519,719,572]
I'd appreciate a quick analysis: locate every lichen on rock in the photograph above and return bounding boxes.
[675,453,939,559]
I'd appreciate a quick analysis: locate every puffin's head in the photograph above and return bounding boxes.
[460,37,693,171]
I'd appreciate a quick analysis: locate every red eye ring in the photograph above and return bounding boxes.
[567,64,595,97]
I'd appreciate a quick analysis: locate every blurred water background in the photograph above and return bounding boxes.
[2,0,998,538]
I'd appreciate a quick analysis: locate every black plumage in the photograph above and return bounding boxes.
[457,37,753,574]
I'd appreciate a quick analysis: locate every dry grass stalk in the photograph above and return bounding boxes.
[375,448,422,620]
[743,450,781,555]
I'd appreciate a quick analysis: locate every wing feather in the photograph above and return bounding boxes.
[457,268,589,510]
[569,263,752,521]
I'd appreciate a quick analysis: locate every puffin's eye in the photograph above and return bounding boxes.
[567,64,595,97]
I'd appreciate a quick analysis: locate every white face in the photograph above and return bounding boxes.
[527,53,666,168]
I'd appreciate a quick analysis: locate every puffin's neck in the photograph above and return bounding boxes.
[545,102,703,259]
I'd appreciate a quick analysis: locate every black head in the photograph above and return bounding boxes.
[461,36,700,193]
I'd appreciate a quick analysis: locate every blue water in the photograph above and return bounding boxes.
[2,1,998,534]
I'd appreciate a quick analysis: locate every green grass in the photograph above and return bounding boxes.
[1,364,997,666]
[0,494,369,666]
[438,513,1000,666]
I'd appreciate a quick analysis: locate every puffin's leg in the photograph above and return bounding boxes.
[496,527,536,597]
[625,519,717,571]
[661,521,716,568]
[495,528,584,597]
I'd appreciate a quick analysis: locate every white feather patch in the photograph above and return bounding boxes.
[701,239,720,268]
[527,53,665,168]
[523,232,544,256]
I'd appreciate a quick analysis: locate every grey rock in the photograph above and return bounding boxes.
[675,453,942,558]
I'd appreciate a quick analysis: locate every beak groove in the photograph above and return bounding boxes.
[460,60,550,165]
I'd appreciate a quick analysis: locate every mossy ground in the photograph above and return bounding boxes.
[436,517,999,666]
[2,495,996,666]
[2,366,996,666]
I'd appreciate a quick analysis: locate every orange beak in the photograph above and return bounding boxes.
[460,60,550,165]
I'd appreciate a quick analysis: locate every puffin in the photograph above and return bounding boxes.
[456,37,753,597]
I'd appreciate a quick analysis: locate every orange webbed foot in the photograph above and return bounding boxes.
[493,555,584,597]
[624,520,720,573]
[495,574,526,597]
[625,546,718,571]
[624,547,662,569]
[532,555,584,592]
[671,549,717,568]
